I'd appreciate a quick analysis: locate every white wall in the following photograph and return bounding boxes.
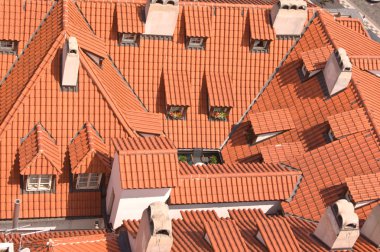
[169,201,280,219]
[107,154,172,228]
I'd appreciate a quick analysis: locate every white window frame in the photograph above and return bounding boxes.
[120,33,138,46]
[251,39,269,52]
[188,37,205,49]
[76,173,102,190]
[26,175,52,192]
[328,129,335,142]
[0,40,17,54]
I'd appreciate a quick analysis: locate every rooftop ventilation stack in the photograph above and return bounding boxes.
[323,48,352,96]
[314,199,360,250]
[360,204,380,247]
[144,0,179,36]
[134,202,173,252]
[270,0,307,36]
[61,37,79,88]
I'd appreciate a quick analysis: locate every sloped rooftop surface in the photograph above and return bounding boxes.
[346,172,380,204]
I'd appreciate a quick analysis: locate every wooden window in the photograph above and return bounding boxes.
[119,33,138,46]
[0,40,17,54]
[187,37,205,49]
[76,173,102,190]
[167,106,186,120]
[250,39,269,52]
[26,175,52,191]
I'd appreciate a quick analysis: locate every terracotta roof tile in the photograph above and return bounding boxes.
[260,142,305,163]
[204,220,250,252]
[48,233,120,252]
[255,216,301,252]
[301,46,333,72]
[346,172,380,203]
[327,108,371,139]
[249,108,295,134]
[249,8,275,41]
[68,122,111,174]
[181,210,220,228]
[19,124,61,175]
[350,56,380,71]
[184,5,212,38]
[205,72,234,108]
[163,69,192,107]
[113,136,179,189]
[116,3,144,34]
[170,162,302,204]
[336,17,369,37]
[124,110,163,135]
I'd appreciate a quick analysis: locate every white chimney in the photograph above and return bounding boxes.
[62,37,79,87]
[361,204,380,247]
[270,0,307,36]
[323,48,352,96]
[144,0,179,36]
[314,199,360,250]
[134,202,173,252]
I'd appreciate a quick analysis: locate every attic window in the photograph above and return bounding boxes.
[187,37,205,50]
[250,39,270,52]
[167,106,187,120]
[210,107,230,121]
[0,40,17,54]
[75,173,102,190]
[26,175,53,192]
[84,50,104,67]
[119,33,138,46]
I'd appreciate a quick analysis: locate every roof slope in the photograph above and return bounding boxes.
[170,162,302,204]
[113,136,179,189]
[346,172,380,203]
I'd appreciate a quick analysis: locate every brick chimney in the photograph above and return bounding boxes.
[62,37,79,87]
[323,48,352,96]
[134,202,173,252]
[270,0,307,36]
[144,0,179,36]
[314,199,360,250]
[361,204,380,247]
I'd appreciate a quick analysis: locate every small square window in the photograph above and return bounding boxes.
[187,37,205,49]
[210,107,230,121]
[119,33,138,46]
[76,173,102,190]
[167,106,187,120]
[250,39,269,52]
[0,40,17,54]
[26,175,52,192]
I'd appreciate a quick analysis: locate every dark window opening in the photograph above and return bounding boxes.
[250,39,270,53]
[0,40,18,55]
[178,149,223,165]
[119,33,139,46]
[187,37,206,50]
[167,106,187,120]
[209,107,230,121]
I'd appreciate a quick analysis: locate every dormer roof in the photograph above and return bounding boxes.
[163,69,191,107]
[205,72,234,108]
[249,108,295,135]
[301,46,333,72]
[116,3,144,34]
[184,5,213,38]
[249,8,275,41]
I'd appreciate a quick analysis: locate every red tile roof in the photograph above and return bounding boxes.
[204,220,250,252]
[249,8,275,41]
[68,122,111,174]
[259,142,305,163]
[48,233,120,252]
[184,5,213,38]
[327,108,371,139]
[123,110,163,135]
[19,124,62,175]
[350,56,380,71]
[205,72,234,108]
[164,69,192,107]
[301,46,333,72]
[113,136,179,189]
[346,172,380,203]
[255,216,301,252]
[249,108,295,134]
[336,17,369,37]
[170,162,302,204]
[116,3,144,34]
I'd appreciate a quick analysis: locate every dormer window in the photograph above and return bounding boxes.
[187,37,205,49]
[26,175,53,192]
[167,106,187,120]
[119,33,138,46]
[75,173,102,190]
[210,107,230,121]
[0,40,17,54]
[250,39,270,53]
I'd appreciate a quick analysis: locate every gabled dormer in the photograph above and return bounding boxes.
[300,46,333,80]
[144,0,179,37]
[184,6,212,50]
[116,4,144,46]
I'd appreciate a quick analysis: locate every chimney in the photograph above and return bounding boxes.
[323,48,352,96]
[361,204,380,247]
[12,199,20,229]
[270,0,307,36]
[314,199,360,250]
[62,37,80,87]
[134,202,173,252]
[144,0,179,36]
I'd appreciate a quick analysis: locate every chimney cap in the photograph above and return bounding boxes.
[277,0,307,10]
[335,48,352,71]
[67,37,78,54]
